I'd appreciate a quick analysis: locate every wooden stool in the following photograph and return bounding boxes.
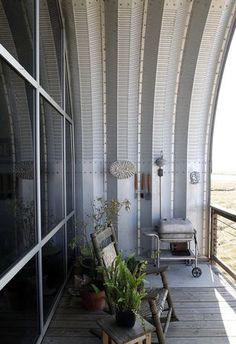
[97,315,155,344]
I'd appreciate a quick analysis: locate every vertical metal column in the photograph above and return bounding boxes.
[101,0,107,200]
[35,0,44,334]
[137,0,148,255]
[210,208,218,262]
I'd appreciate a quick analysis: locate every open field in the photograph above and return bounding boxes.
[211,175,236,212]
[211,175,236,272]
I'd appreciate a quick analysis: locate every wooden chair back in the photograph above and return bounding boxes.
[91,225,178,343]
[91,226,119,270]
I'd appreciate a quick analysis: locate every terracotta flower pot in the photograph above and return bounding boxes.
[80,290,106,311]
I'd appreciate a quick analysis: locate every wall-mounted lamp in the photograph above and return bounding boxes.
[155,152,166,177]
[154,151,166,219]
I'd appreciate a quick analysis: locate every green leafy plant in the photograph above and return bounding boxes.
[70,198,130,256]
[91,197,131,231]
[103,254,147,313]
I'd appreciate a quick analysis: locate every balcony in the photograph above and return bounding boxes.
[39,204,236,344]
[0,1,236,344]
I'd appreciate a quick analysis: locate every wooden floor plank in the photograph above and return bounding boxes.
[42,272,236,344]
[42,337,101,344]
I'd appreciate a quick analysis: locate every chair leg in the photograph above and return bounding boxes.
[152,311,166,344]
[160,272,178,321]
[149,300,166,344]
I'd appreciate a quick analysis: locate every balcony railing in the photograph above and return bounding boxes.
[210,205,236,280]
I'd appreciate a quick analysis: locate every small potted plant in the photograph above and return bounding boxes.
[103,254,147,328]
[79,276,106,311]
[69,220,105,310]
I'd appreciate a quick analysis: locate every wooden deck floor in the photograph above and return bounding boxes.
[42,277,236,344]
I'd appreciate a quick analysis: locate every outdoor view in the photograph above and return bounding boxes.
[211,29,236,272]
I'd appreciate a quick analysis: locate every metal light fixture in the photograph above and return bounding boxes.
[155,152,166,177]
[155,151,166,219]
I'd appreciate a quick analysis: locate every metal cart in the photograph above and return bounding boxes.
[143,219,202,278]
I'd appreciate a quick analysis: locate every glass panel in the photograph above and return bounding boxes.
[0,256,39,344]
[0,0,35,76]
[40,0,63,106]
[40,97,64,237]
[67,216,75,270]
[66,121,73,214]
[42,227,65,322]
[0,58,36,276]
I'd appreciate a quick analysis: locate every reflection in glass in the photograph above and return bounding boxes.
[0,0,35,76]
[40,0,63,105]
[0,58,35,276]
[0,256,39,343]
[67,216,75,270]
[40,97,64,237]
[42,227,65,322]
[66,122,73,214]
[65,66,72,118]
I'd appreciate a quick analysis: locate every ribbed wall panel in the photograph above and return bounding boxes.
[73,1,93,161]
[117,7,131,160]
[87,1,104,160]
[141,0,163,164]
[116,1,145,253]
[127,2,143,162]
[174,0,211,218]
[152,1,192,220]
[105,0,118,167]
[140,0,163,241]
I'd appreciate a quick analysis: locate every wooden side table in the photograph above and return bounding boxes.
[97,315,155,344]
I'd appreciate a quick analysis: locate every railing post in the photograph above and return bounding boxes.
[210,208,217,263]
[210,205,236,280]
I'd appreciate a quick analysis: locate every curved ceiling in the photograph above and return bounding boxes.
[62,0,236,255]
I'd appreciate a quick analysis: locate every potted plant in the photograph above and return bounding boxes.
[103,254,147,328]
[69,221,105,310]
[70,198,130,277]
[78,276,106,311]
[69,198,130,311]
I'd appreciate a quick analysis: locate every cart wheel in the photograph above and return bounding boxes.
[192,267,202,278]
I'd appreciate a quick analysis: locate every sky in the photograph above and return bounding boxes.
[212,30,236,175]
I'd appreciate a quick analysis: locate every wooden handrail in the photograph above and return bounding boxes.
[211,204,236,222]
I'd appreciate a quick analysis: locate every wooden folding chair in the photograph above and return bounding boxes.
[91,226,178,344]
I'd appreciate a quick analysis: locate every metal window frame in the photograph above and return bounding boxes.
[0,1,75,342]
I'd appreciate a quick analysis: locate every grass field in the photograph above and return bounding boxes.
[211,175,236,272]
